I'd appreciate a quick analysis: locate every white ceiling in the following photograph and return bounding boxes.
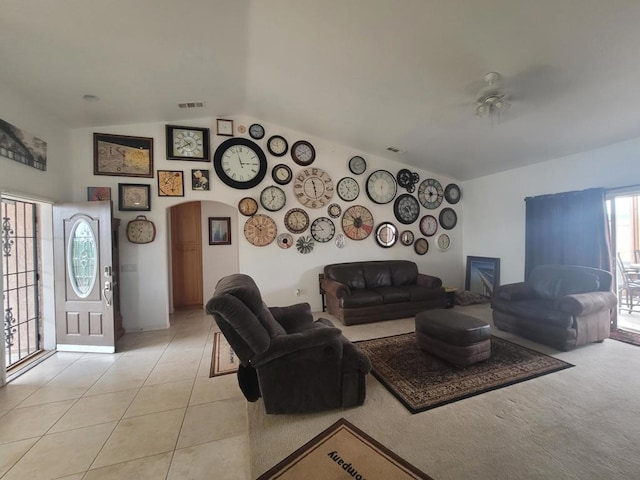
[2,0,640,180]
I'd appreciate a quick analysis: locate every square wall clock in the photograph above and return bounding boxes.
[166,125,210,161]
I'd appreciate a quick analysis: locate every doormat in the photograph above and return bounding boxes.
[257,418,433,480]
[209,332,239,377]
[355,333,574,414]
[609,328,640,347]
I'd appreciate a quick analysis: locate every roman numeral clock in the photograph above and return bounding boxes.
[213,138,268,189]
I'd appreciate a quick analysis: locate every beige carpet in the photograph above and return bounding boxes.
[248,305,640,479]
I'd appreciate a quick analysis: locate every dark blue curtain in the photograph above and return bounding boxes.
[524,188,611,279]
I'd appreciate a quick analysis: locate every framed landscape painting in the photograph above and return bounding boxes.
[94,133,154,178]
[465,256,500,297]
[209,217,231,245]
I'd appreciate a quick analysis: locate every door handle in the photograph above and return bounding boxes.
[103,281,112,307]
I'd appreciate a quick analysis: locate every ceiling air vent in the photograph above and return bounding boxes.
[386,146,406,154]
[178,101,205,109]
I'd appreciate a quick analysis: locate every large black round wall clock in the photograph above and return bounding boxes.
[213,137,268,189]
[393,194,420,225]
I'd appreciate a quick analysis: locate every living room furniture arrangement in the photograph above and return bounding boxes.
[491,264,617,351]
[321,260,448,325]
[415,309,491,367]
[206,273,372,414]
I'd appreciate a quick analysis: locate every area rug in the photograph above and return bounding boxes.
[355,333,574,414]
[257,418,433,480]
[609,328,640,347]
[209,332,239,377]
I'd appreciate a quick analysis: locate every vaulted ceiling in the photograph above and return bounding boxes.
[2,0,640,180]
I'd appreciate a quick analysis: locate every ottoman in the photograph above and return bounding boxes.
[415,309,491,367]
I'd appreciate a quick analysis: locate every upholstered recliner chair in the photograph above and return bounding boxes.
[491,264,617,351]
[206,274,372,414]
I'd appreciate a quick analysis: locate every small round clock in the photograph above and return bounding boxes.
[126,216,156,244]
[291,140,316,166]
[284,208,310,234]
[366,169,397,204]
[337,177,359,202]
[439,207,458,230]
[375,222,398,248]
[437,233,451,251]
[272,164,292,185]
[327,203,342,219]
[418,178,444,209]
[293,167,335,208]
[349,156,367,175]
[260,185,286,212]
[267,135,288,157]
[419,215,438,237]
[238,197,258,216]
[311,217,336,243]
[342,205,374,240]
[214,137,268,189]
[243,214,277,247]
[400,230,414,246]
[277,233,293,249]
[249,123,265,140]
[444,183,462,204]
[393,194,420,225]
[414,238,429,255]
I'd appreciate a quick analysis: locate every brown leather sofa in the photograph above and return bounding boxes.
[491,264,617,351]
[321,260,448,325]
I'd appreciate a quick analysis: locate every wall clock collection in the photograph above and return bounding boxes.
[153,120,463,254]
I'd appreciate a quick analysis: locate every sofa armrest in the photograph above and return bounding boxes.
[416,273,443,289]
[493,282,535,301]
[251,326,343,366]
[322,278,351,298]
[556,291,618,316]
[269,303,314,333]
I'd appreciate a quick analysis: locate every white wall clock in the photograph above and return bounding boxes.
[293,167,334,208]
[337,177,359,202]
[166,125,210,161]
[213,137,267,189]
[311,217,336,243]
[437,233,451,250]
[366,169,397,204]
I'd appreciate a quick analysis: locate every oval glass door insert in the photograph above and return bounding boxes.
[67,219,98,298]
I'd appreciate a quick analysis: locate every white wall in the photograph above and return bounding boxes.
[70,115,463,330]
[463,137,640,285]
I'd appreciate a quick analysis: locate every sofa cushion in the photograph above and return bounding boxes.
[341,290,383,308]
[404,285,445,302]
[325,264,366,289]
[390,262,419,286]
[364,263,392,288]
[490,298,574,329]
[371,287,411,304]
[530,270,600,300]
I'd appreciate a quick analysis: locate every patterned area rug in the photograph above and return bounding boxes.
[609,328,640,347]
[356,333,574,414]
[209,332,239,377]
[257,418,433,480]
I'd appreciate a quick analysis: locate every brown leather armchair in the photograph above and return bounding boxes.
[206,274,371,414]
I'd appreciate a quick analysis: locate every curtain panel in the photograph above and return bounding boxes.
[524,188,611,279]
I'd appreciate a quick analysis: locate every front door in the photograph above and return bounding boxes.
[54,201,117,352]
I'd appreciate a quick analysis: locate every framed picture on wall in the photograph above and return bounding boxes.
[465,256,500,297]
[87,186,111,201]
[94,133,154,178]
[191,169,210,190]
[118,183,151,211]
[209,217,231,245]
[157,170,184,197]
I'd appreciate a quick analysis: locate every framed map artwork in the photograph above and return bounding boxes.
[94,133,154,178]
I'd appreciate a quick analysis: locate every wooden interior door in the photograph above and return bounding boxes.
[171,202,203,309]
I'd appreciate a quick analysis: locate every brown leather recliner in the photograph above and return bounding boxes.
[491,264,617,351]
[206,274,371,414]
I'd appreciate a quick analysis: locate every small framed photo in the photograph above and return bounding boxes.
[94,133,153,178]
[192,169,210,190]
[209,217,231,245]
[165,125,210,161]
[216,119,234,136]
[118,183,151,211]
[157,170,184,197]
[87,186,112,201]
[465,256,501,298]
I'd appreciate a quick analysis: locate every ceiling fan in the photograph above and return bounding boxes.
[475,72,510,118]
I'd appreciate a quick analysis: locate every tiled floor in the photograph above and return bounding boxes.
[0,309,250,480]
